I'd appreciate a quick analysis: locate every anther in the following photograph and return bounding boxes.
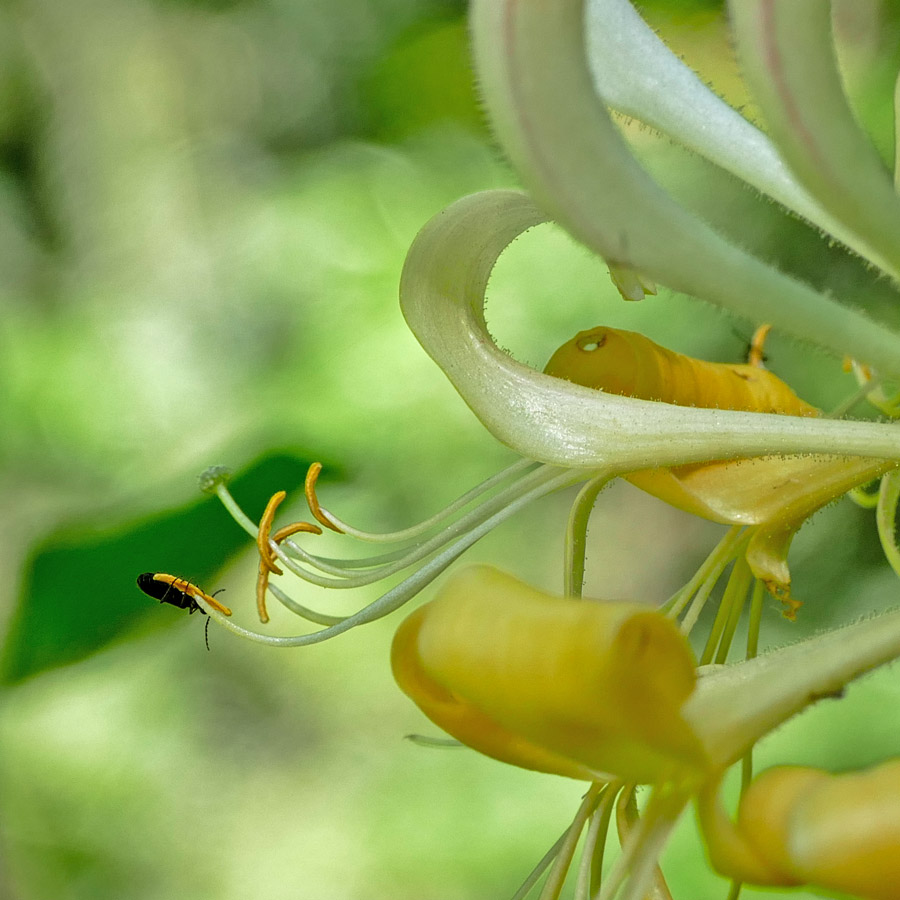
[305,463,344,533]
[271,521,323,543]
[255,490,324,624]
[748,323,771,369]
[257,491,287,577]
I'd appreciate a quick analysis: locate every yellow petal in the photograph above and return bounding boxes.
[629,454,894,528]
[732,761,900,900]
[545,326,896,609]
[392,565,706,782]
[543,327,818,416]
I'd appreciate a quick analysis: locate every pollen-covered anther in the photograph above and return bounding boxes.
[305,462,344,533]
[254,489,323,624]
[257,490,288,577]
[748,323,771,369]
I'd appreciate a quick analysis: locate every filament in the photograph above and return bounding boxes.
[576,783,621,900]
[305,457,540,543]
[538,783,607,900]
[565,475,611,598]
[263,464,572,591]
[208,465,591,647]
[663,526,746,621]
[510,833,571,900]
[596,787,686,900]
[700,556,753,667]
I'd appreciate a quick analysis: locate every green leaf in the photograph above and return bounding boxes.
[1,452,335,684]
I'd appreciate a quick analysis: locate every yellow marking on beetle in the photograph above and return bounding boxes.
[147,573,232,616]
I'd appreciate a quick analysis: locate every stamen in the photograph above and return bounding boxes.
[254,490,287,624]
[597,787,688,900]
[256,558,272,624]
[614,788,674,900]
[663,525,747,622]
[833,358,899,418]
[271,521,323,543]
[266,582,345,626]
[257,490,287,577]
[745,579,765,662]
[207,465,588,647]
[510,832,570,900]
[254,492,323,624]
[278,539,416,576]
[304,457,540,543]
[537,783,607,900]
[731,575,768,885]
[575,783,620,900]
[265,464,572,591]
[305,463,344,533]
[700,556,753,666]
[747,324,771,369]
[715,569,754,666]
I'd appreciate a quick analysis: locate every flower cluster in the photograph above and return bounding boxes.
[190,1,900,897]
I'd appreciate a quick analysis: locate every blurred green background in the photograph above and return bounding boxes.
[1,1,900,898]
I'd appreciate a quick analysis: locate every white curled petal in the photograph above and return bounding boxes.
[400,190,900,469]
[470,0,900,377]
[729,0,900,283]
[585,0,886,274]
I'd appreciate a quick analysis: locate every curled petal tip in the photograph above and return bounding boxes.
[392,565,706,782]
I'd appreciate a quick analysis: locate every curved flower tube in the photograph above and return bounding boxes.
[698,759,900,900]
[469,0,900,370]
[729,0,900,281]
[391,565,705,784]
[583,0,896,278]
[400,189,900,470]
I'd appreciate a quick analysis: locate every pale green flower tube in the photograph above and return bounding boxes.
[469,0,900,374]
[729,0,900,281]
[400,189,900,468]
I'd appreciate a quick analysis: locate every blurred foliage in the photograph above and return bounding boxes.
[3,452,322,685]
[0,0,899,899]
[364,17,484,141]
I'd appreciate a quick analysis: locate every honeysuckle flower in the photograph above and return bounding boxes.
[201,0,900,643]
[697,759,900,900]
[391,565,706,784]
[391,565,900,900]
[543,324,898,614]
[185,1,900,897]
